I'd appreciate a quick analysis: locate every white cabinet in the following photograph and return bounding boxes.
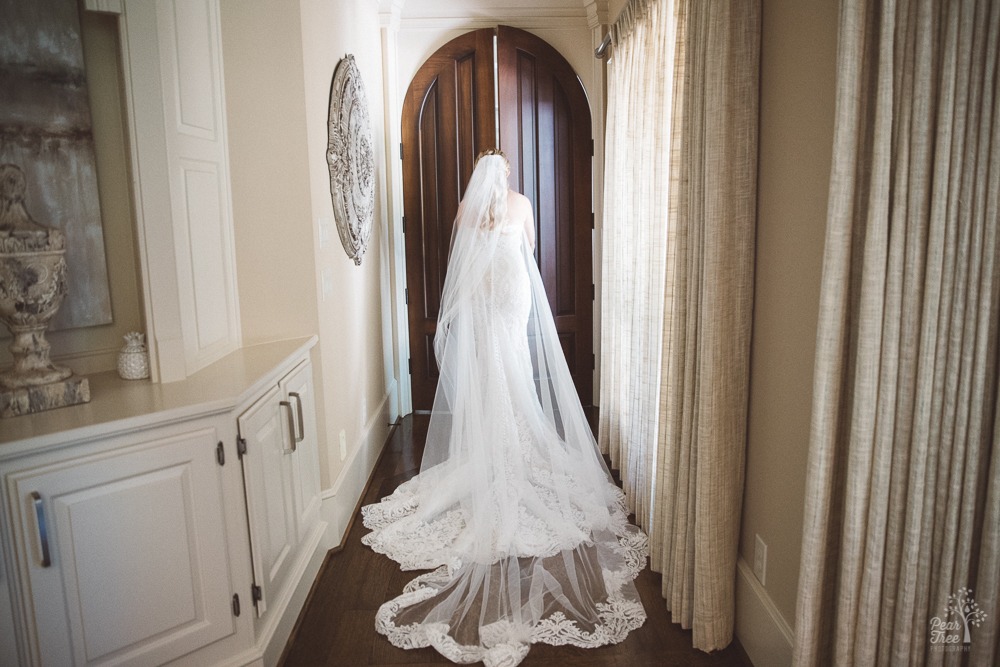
[3,421,235,666]
[238,383,297,620]
[281,361,322,542]
[0,338,326,667]
[238,359,322,623]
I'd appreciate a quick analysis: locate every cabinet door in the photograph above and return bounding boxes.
[6,425,234,666]
[280,360,322,541]
[238,384,297,618]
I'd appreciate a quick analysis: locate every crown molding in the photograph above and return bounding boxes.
[400,14,590,31]
[83,0,123,14]
[585,0,609,29]
[378,0,406,30]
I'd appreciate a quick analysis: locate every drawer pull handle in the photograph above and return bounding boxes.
[280,400,297,452]
[289,392,304,443]
[31,492,51,568]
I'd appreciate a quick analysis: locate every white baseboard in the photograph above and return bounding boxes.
[735,556,794,667]
[321,387,393,547]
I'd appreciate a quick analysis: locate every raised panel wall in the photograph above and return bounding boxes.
[157,0,240,375]
[180,161,231,351]
[170,0,217,137]
[114,0,240,382]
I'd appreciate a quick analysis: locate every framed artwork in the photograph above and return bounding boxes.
[0,0,113,330]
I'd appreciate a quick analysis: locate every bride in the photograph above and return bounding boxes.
[362,150,647,666]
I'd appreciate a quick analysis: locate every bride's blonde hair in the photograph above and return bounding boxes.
[474,149,509,231]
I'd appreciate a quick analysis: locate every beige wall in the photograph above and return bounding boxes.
[741,0,838,628]
[221,0,391,490]
[298,0,391,489]
[220,0,317,346]
[0,11,145,376]
[607,0,627,22]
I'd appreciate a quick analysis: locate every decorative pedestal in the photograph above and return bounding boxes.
[0,376,90,418]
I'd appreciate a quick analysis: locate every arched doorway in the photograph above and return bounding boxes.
[402,26,593,411]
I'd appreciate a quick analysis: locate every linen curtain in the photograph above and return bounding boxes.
[599,0,677,528]
[794,0,1000,665]
[599,0,760,651]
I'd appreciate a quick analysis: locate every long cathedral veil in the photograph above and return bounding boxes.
[362,154,647,667]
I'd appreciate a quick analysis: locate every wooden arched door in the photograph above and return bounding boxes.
[402,26,593,411]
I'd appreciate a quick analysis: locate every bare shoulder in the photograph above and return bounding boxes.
[506,190,532,216]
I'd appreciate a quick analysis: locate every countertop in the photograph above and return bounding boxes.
[0,336,317,456]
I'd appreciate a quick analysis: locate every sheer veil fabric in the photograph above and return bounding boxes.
[362,155,648,666]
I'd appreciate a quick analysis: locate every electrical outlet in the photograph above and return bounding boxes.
[753,534,768,586]
[339,429,347,461]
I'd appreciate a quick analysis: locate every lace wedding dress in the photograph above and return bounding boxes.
[362,154,647,667]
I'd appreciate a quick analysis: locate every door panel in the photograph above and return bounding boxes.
[11,425,233,666]
[237,384,296,618]
[403,27,593,410]
[281,360,321,541]
[403,29,496,410]
[498,26,594,405]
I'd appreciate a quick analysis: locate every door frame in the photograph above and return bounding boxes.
[380,17,610,417]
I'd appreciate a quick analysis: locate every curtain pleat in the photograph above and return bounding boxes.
[599,0,677,523]
[656,0,759,649]
[794,0,1000,664]
[600,0,759,652]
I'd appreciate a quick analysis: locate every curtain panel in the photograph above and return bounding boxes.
[600,0,677,528]
[794,0,1000,664]
[600,0,760,652]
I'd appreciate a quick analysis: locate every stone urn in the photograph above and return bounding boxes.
[0,164,90,418]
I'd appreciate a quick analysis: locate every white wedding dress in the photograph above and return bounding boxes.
[362,155,647,667]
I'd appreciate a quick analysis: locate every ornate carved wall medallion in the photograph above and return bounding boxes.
[327,54,375,266]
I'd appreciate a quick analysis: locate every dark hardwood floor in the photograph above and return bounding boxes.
[281,414,754,667]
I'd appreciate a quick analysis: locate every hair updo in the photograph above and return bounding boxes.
[473,149,509,230]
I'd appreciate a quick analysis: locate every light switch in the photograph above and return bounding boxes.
[318,215,332,247]
[322,267,333,300]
